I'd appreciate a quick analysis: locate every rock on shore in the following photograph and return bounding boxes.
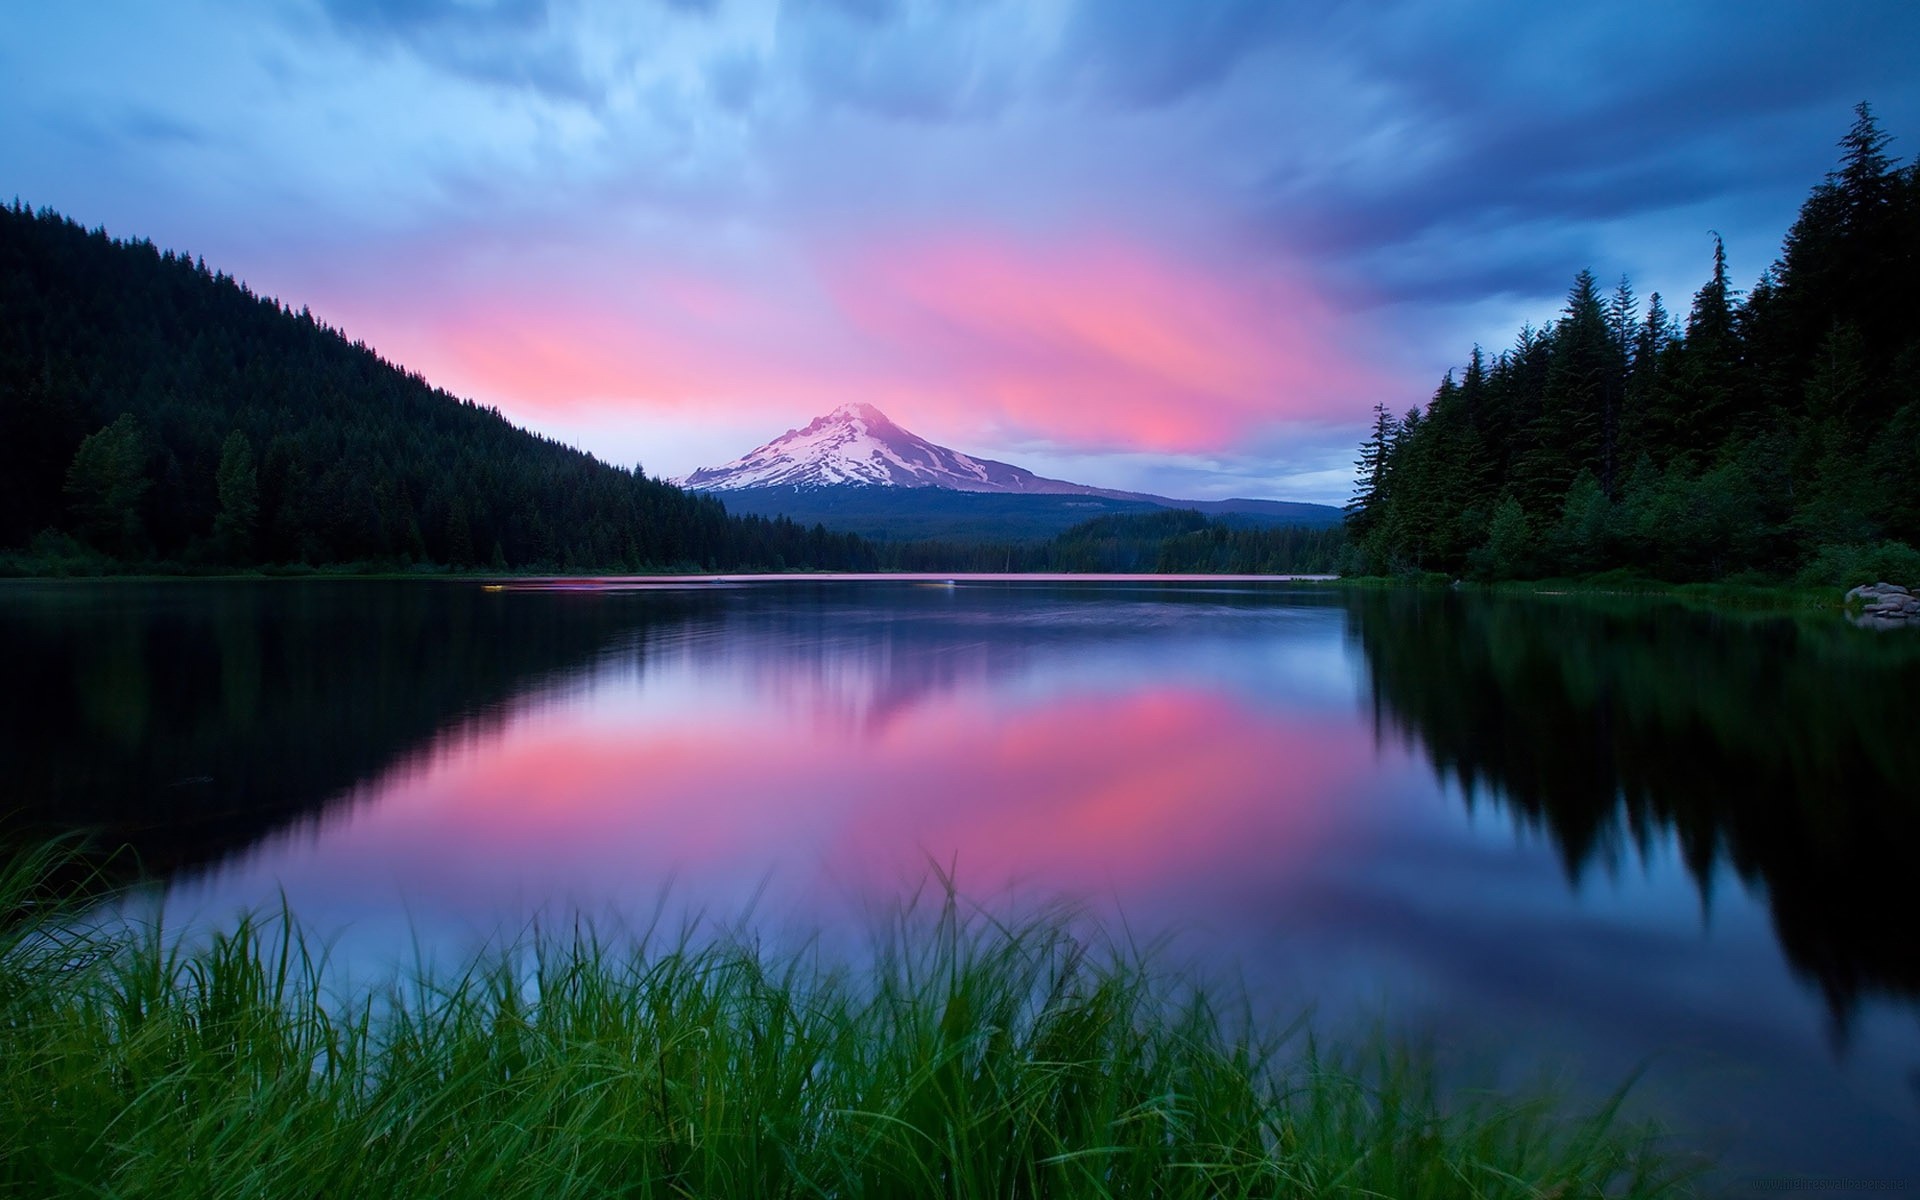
[1847,582,1919,628]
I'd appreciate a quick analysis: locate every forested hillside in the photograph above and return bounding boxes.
[0,204,870,573]
[707,486,1342,545]
[1347,105,1920,585]
[879,510,1344,574]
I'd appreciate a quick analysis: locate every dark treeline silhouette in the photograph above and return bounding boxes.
[0,581,724,880]
[0,201,1346,579]
[1347,104,1920,585]
[1350,588,1920,1026]
[0,203,874,573]
[878,510,1345,573]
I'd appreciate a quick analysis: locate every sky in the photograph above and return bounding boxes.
[4,2,1917,504]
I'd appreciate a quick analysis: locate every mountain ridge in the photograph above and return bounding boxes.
[677,402,1117,496]
[677,404,1342,529]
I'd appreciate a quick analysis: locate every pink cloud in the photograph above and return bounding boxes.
[826,233,1373,451]
[309,225,1383,461]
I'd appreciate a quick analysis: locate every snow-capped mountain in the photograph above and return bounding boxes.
[674,403,1348,537]
[675,403,1106,495]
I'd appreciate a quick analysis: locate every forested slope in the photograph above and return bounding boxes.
[1347,105,1920,585]
[877,510,1345,573]
[0,204,870,573]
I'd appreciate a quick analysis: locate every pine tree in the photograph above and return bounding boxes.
[1346,105,1918,582]
[1348,402,1396,530]
[63,414,150,557]
[1673,234,1739,457]
[213,429,259,560]
[0,202,878,573]
[1606,275,1638,357]
[1620,291,1674,468]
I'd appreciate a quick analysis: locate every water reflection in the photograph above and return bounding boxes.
[115,584,1368,938]
[1347,589,1920,1027]
[0,580,718,879]
[4,578,1918,1179]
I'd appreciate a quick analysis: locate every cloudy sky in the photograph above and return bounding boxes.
[4,2,1916,503]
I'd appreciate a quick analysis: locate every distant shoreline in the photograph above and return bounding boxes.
[0,568,1344,585]
[0,570,1888,617]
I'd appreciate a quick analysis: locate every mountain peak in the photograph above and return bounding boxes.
[675,405,1101,495]
[825,401,889,424]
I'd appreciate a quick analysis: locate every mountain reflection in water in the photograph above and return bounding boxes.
[3,578,1917,1180]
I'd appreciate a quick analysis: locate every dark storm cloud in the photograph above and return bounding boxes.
[780,0,1025,123]
[798,0,902,24]
[116,108,210,147]
[1047,0,1296,107]
[316,0,598,101]
[319,0,550,34]
[1374,249,1606,310]
[1244,2,1920,303]
[47,107,211,156]
[9,0,1920,498]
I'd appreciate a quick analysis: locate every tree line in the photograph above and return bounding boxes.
[0,202,871,574]
[878,510,1344,574]
[0,199,1346,578]
[1346,104,1920,585]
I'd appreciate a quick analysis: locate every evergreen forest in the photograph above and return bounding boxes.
[21,111,1913,587]
[0,200,1347,578]
[1345,104,1920,586]
[0,203,871,574]
[879,510,1346,574]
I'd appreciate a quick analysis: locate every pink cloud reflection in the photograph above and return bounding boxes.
[303,683,1373,920]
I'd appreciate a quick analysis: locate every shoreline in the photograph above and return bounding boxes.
[0,565,1857,604]
[0,849,1698,1198]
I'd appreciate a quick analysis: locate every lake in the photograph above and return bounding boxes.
[3,577,1917,1186]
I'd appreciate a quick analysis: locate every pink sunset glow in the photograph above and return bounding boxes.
[322,228,1378,465]
[826,234,1380,451]
[12,4,1910,502]
[264,679,1376,923]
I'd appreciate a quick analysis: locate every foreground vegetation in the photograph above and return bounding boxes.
[0,854,1689,1198]
[1348,104,1920,588]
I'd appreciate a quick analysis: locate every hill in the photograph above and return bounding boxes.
[878,509,1346,573]
[1346,104,1920,586]
[0,203,869,573]
[717,484,1341,543]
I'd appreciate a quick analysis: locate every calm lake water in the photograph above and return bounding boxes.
[4,578,1918,1186]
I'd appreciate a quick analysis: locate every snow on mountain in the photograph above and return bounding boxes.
[675,403,1106,495]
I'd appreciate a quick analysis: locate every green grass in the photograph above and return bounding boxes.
[0,851,1695,1198]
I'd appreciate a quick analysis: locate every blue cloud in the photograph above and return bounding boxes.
[318,0,549,37]
[315,0,597,101]
[781,0,1026,123]
[1048,0,1295,107]
[1239,2,1920,307]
